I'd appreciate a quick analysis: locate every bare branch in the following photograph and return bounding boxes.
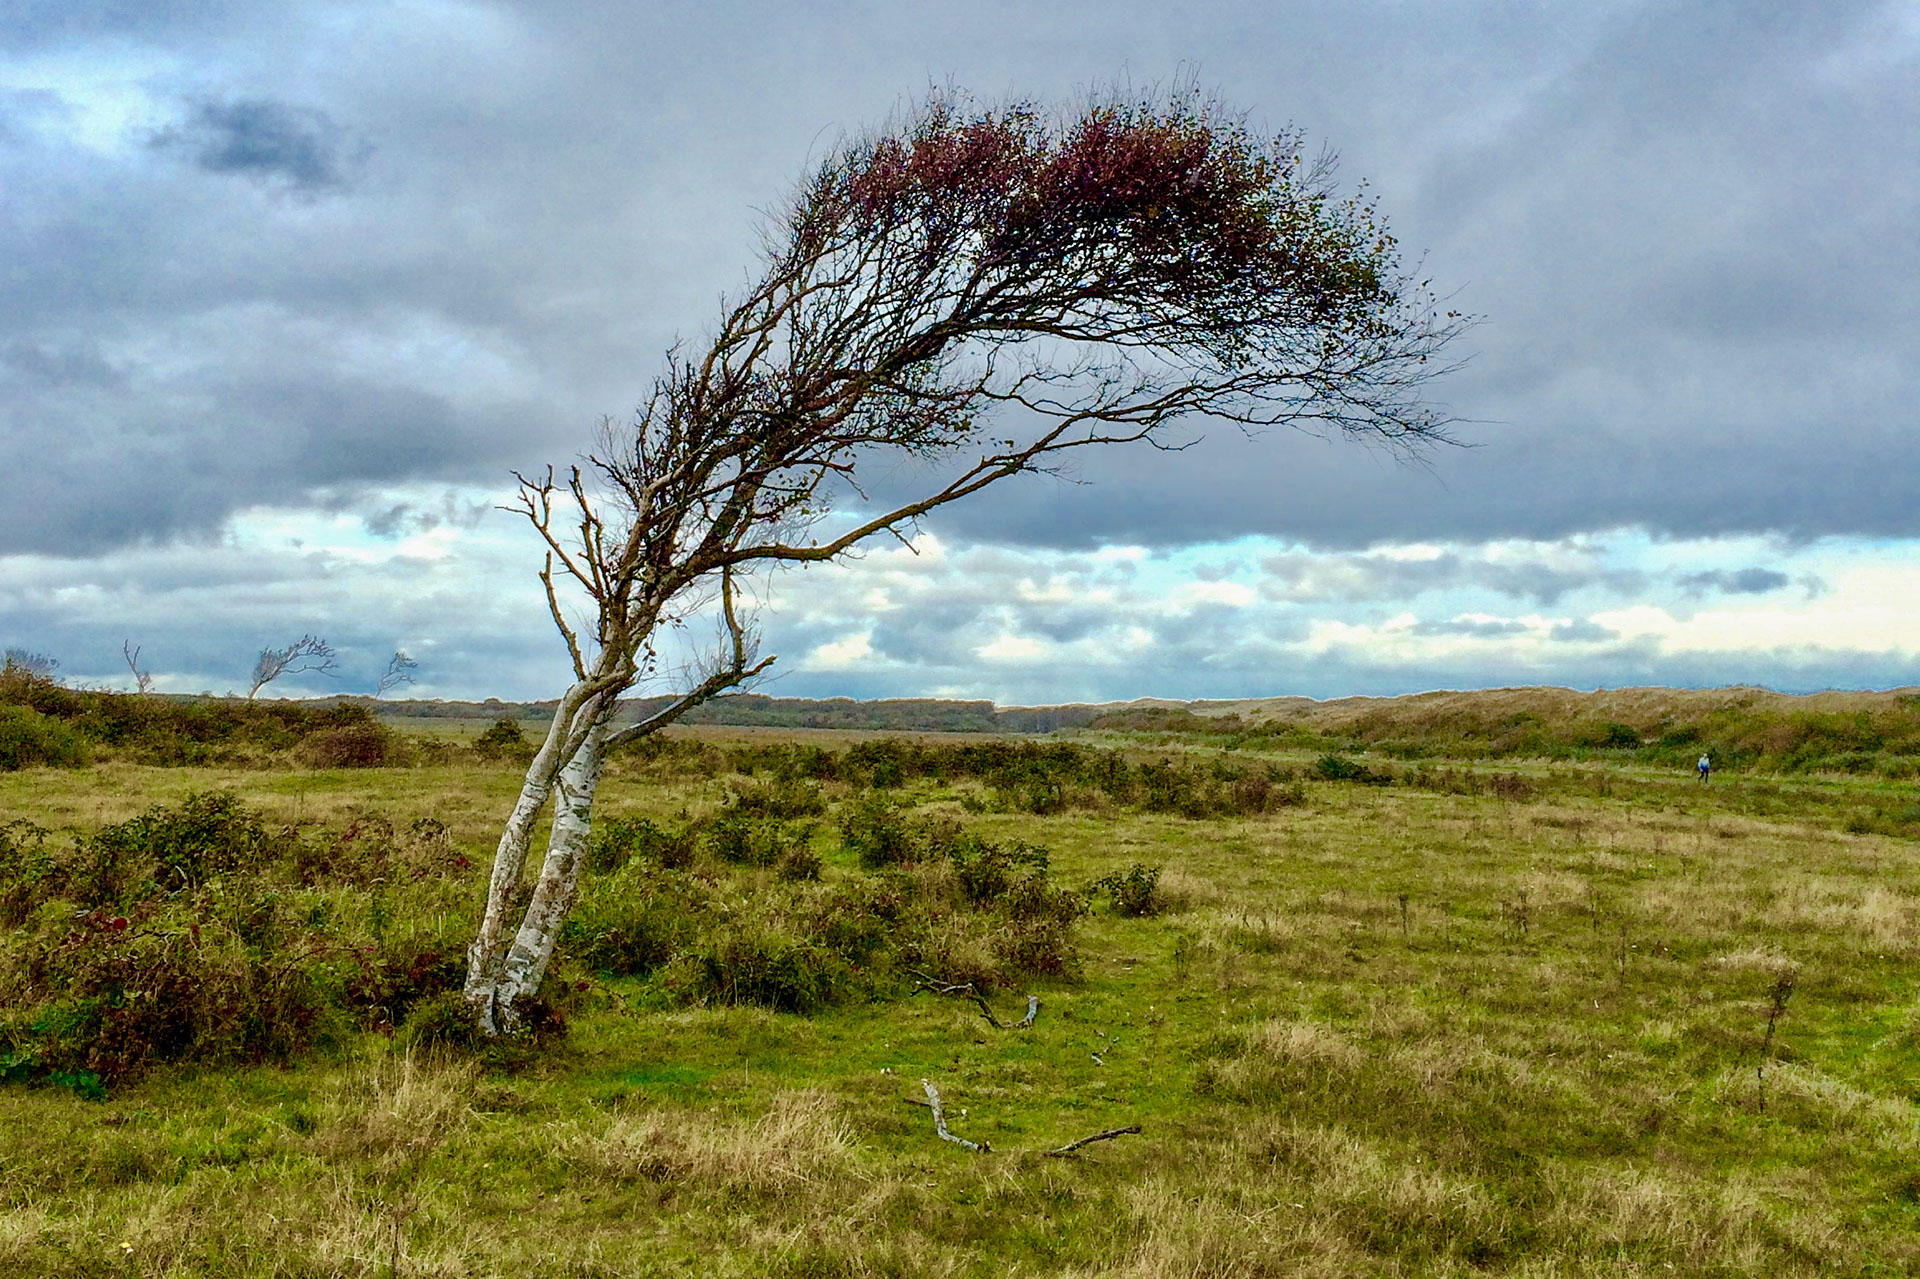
[918,1079,990,1153]
[1042,1126,1144,1158]
[910,972,1039,1030]
[541,554,588,680]
[602,568,774,750]
[907,1081,1141,1158]
[122,640,154,695]
[247,635,337,700]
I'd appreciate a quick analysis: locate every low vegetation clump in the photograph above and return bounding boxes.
[0,666,410,769]
[0,794,478,1092]
[564,804,1089,1012]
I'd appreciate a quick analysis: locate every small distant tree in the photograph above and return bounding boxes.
[463,86,1470,1033]
[123,640,155,694]
[247,635,338,699]
[376,650,419,698]
[2,648,58,680]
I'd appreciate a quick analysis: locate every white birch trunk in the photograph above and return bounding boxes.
[464,686,612,1034]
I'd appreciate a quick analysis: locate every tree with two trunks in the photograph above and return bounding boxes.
[463,86,1469,1034]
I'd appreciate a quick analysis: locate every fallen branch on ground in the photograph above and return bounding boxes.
[906,1080,1143,1159]
[1042,1126,1143,1158]
[919,1079,989,1153]
[909,971,1039,1029]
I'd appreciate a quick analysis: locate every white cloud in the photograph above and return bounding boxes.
[977,634,1048,662]
[803,632,873,670]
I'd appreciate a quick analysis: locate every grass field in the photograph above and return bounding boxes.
[4,727,1920,1277]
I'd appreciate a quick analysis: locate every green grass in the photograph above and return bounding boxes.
[4,738,1920,1275]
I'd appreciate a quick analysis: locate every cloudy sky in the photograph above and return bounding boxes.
[3,0,1917,704]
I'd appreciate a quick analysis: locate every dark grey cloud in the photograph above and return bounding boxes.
[359,491,492,541]
[7,0,1919,560]
[1258,547,1646,606]
[149,97,367,192]
[0,364,528,554]
[1411,618,1530,638]
[0,2,254,53]
[1676,568,1790,597]
[1549,619,1621,643]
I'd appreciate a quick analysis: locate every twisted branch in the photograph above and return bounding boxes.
[909,971,1039,1029]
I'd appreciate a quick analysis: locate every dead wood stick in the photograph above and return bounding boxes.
[1042,1126,1143,1158]
[908,1083,1139,1159]
[919,1079,990,1152]
[909,971,1039,1029]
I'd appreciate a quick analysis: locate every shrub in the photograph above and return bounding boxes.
[563,866,709,976]
[0,918,343,1084]
[342,934,466,1029]
[726,777,828,818]
[997,775,1067,815]
[838,794,918,869]
[993,916,1079,978]
[295,721,397,768]
[1313,754,1366,781]
[1591,721,1643,749]
[86,791,281,897]
[1000,872,1086,926]
[1138,760,1205,816]
[289,815,471,887]
[0,798,485,1087]
[587,816,695,872]
[1486,772,1533,800]
[693,928,847,1013]
[845,739,908,789]
[0,820,54,926]
[400,990,485,1052]
[1091,862,1164,917]
[0,704,89,770]
[707,812,810,868]
[776,841,824,882]
[473,717,534,760]
[805,874,914,967]
[948,834,1049,908]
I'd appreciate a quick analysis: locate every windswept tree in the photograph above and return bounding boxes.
[247,635,338,700]
[464,88,1469,1033]
[3,648,58,680]
[376,649,419,698]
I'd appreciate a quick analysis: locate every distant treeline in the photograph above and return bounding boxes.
[1090,689,1920,777]
[387,693,1105,734]
[624,694,1105,733]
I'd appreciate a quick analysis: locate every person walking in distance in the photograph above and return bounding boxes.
[1697,753,1712,784]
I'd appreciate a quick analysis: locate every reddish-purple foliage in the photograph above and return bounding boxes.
[828,93,1391,331]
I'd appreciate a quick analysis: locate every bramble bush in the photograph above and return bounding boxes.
[0,704,90,770]
[587,816,698,872]
[0,793,479,1090]
[1090,862,1164,917]
[294,719,400,768]
[838,793,919,869]
[558,807,1086,1007]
